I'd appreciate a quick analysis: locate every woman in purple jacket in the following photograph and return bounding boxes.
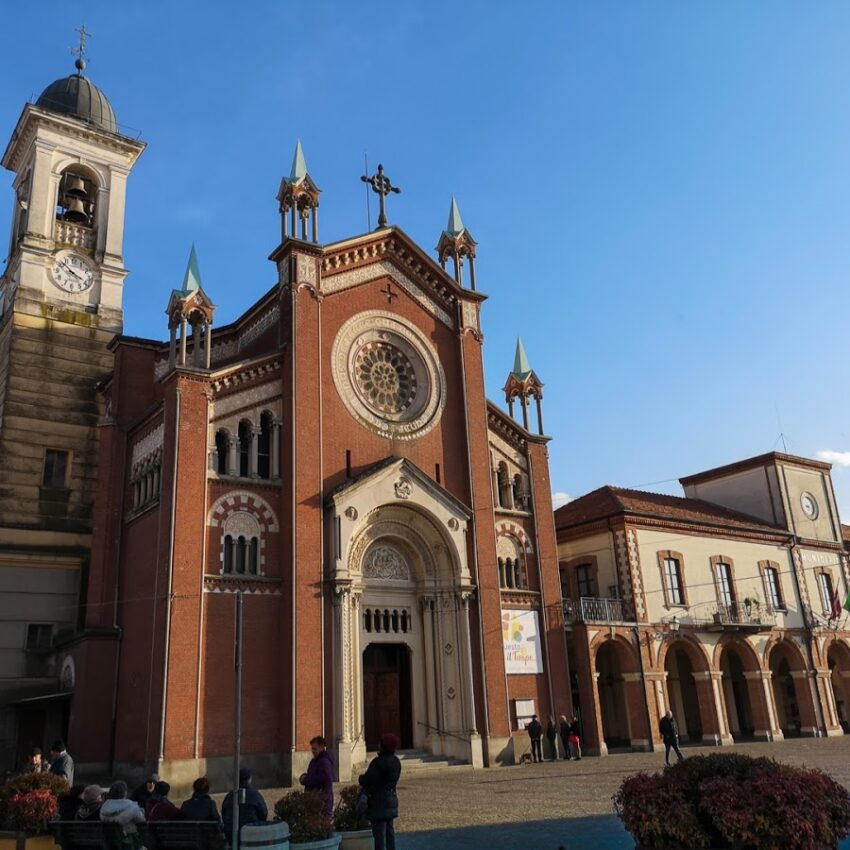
[300,735,334,820]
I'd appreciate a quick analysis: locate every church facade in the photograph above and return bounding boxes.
[0,63,572,784]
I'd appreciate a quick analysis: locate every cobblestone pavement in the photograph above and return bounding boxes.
[251,736,850,849]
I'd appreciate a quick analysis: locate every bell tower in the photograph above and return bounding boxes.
[0,41,145,771]
[1,52,144,330]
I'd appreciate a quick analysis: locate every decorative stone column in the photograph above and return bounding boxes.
[421,596,439,750]
[271,420,281,478]
[179,315,188,366]
[744,670,782,741]
[248,427,259,478]
[458,591,484,768]
[227,437,238,477]
[168,322,177,367]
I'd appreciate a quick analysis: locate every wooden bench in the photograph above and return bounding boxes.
[50,820,226,850]
[141,821,226,850]
[50,820,127,849]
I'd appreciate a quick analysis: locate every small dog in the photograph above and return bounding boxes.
[518,752,533,766]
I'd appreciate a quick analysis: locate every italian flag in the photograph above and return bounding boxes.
[844,591,850,614]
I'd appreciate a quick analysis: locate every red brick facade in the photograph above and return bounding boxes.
[67,219,570,788]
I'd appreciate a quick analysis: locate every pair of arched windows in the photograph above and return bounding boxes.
[214,411,275,478]
[222,534,259,575]
[494,462,531,511]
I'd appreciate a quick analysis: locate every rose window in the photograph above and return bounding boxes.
[354,342,417,415]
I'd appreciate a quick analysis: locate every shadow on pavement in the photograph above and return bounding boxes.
[397,814,633,850]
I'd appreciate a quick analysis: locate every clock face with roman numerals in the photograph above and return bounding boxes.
[50,253,95,294]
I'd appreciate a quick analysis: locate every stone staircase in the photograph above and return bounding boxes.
[363,748,471,773]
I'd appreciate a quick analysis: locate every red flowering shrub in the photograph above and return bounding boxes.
[3,789,58,835]
[613,753,850,850]
[0,773,68,828]
[273,790,332,843]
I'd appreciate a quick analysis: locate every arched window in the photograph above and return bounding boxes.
[257,412,272,479]
[497,557,505,587]
[215,430,229,475]
[505,558,514,589]
[223,535,234,574]
[248,538,259,574]
[497,462,513,509]
[238,421,252,477]
[514,560,522,589]
[236,536,247,573]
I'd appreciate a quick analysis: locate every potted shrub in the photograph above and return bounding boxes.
[0,789,58,850]
[333,785,373,850]
[613,752,850,849]
[274,790,340,849]
[0,773,68,850]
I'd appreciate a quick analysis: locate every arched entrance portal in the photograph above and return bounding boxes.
[329,461,481,778]
[596,641,632,748]
[828,642,850,733]
[720,646,754,738]
[664,644,702,742]
[363,643,413,750]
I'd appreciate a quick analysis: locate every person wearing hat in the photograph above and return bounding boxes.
[76,785,104,821]
[20,747,45,775]
[359,733,402,850]
[222,767,268,840]
[130,774,158,810]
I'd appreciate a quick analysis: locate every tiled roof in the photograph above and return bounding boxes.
[555,485,784,535]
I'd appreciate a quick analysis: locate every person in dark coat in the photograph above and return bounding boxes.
[558,715,571,761]
[545,717,558,761]
[659,710,685,766]
[222,767,268,840]
[20,747,45,775]
[57,785,85,820]
[568,716,583,760]
[359,733,402,850]
[300,736,334,820]
[180,777,221,823]
[130,775,158,810]
[527,715,543,763]
[145,781,184,821]
[49,740,74,786]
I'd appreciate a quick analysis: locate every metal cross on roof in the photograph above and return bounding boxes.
[70,24,93,72]
[361,163,401,229]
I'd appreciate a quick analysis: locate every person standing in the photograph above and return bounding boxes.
[20,747,45,774]
[659,710,685,766]
[558,716,571,761]
[359,733,402,850]
[527,714,543,763]
[545,717,558,762]
[568,716,583,761]
[300,736,334,821]
[49,740,74,786]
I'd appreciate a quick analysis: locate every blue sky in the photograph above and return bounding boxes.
[4,2,850,513]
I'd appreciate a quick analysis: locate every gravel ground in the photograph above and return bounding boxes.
[241,735,850,834]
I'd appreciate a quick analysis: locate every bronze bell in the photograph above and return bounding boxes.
[63,175,88,199]
[63,197,88,223]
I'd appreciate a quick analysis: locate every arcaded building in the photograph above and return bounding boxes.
[556,452,850,755]
[8,93,574,784]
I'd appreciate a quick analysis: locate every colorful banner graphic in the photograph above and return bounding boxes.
[501,609,543,674]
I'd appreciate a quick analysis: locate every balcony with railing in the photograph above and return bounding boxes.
[55,220,96,250]
[690,600,776,632]
[563,596,635,625]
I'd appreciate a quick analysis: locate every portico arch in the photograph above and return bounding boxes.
[592,636,647,750]
[827,639,850,733]
[716,638,774,741]
[659,638,716,743]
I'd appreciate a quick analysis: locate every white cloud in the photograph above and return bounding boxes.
[817,450,850,468]
[552,491,572,509]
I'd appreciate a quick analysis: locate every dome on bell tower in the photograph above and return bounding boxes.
[35,60,117,134]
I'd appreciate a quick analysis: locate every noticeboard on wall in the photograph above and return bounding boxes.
[501,609,544,675]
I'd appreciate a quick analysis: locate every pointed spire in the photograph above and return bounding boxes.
[290,139,308,184]
[445,196,465,237]
[512,337,531,378]
[182,244,202,292]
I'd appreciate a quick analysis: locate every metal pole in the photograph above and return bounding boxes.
[232,590,243,850]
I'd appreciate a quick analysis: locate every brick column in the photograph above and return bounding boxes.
[692,671,733,745]
[622,672,651,750]
[745,670,783,741]
[573,632,606,755]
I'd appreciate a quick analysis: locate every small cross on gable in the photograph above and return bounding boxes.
[380,282,398,304]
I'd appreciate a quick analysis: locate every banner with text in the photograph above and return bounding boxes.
[502,609,543,674]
